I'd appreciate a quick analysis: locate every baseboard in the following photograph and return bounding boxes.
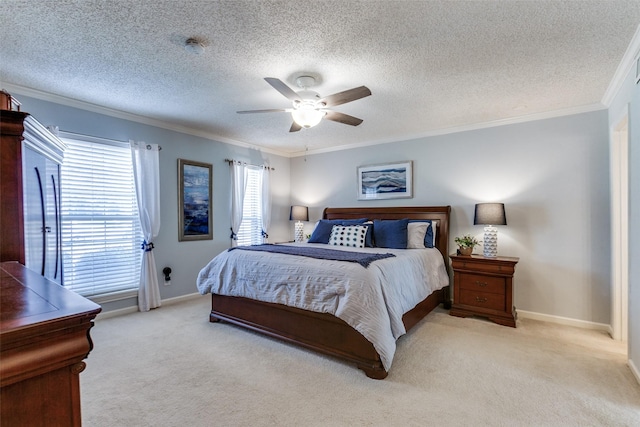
[629,359,640,385]
[96,305,139,320]
[517,309,610,332]
[97,298,614,334]
[96,292,204,321]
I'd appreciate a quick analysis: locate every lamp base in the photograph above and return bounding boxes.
[294,221,304,242]
[483,225,498,257]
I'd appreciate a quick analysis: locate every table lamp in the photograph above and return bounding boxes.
[474,203,507,257]
[289,205,309,242]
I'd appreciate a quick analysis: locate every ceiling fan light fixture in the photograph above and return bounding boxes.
[291,106,325,128]
[238,76,370,132]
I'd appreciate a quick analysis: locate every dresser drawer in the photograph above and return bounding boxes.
[458,291,505,311]
[459,273,505,295]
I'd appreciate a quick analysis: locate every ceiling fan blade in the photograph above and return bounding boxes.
[264,77,301,102]
[323,111,364,126]
[320,86,371,107]
[289,122,302,132]
[237,108,291,114]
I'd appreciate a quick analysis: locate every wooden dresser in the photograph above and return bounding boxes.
[449,254,519,327]
[0,262,101,426]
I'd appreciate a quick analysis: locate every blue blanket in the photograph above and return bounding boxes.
[228,244,395,268]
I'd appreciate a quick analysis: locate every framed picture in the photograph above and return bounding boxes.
[357,161,413,200]
[178,159,213,241]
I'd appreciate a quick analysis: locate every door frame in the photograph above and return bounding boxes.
[610,108,629,344]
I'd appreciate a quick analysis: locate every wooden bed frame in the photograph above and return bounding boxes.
[208,206,451,379]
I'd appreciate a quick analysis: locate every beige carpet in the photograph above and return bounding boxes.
[81,296,640,426]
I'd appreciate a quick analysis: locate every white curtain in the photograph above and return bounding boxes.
[230,161,247,246]
[260,166,271,242]
[130,141,161,312]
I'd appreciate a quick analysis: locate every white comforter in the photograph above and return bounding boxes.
[196,243,449,371]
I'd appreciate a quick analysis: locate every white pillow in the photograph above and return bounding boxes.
[329,225,368,248]
[407,222,428,249]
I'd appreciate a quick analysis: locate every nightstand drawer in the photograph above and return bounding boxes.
[451,259,516,275]
[459,291,505,311]
[459,273,505,295]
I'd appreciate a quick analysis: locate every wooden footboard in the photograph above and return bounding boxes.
[210,287,446,379]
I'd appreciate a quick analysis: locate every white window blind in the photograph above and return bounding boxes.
[60,136,142,300]
[236,166,264,246]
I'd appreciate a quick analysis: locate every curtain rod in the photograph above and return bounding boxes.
[56,130,162,150]
[224,158,274,171]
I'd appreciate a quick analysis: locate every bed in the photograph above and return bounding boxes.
[197,206,451,379]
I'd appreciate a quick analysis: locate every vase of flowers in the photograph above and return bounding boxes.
[455,234,480,256]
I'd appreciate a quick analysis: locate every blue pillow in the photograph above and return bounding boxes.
[373,219,409,249]
[363,222,374,247]
[409,220,434,248]
[308,218,368,243]
[425,221,435,248]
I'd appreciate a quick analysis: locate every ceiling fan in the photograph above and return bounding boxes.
[237,76,371,132]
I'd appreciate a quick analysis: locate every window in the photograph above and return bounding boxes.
[60,136,142,301]
[236,166,264,246]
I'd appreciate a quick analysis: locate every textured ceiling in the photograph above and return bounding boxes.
[2,1,639,156]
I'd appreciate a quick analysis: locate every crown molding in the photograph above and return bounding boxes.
[289,102,606,157]
[1,83,290,158]
[2,82,609,160]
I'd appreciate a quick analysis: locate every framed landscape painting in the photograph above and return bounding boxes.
[357,161,413,200]
[178,159,213,241]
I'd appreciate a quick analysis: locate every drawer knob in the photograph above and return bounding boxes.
[475,297,488,303]
[475,280,488,287]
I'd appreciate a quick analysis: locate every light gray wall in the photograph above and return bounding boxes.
[14,94,291,312]
[13,93,616,328]
[291,111,611,324]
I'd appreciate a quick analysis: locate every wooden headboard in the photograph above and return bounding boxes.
[323,206,451,266]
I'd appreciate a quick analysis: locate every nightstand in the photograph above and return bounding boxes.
[449,254,519,327]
